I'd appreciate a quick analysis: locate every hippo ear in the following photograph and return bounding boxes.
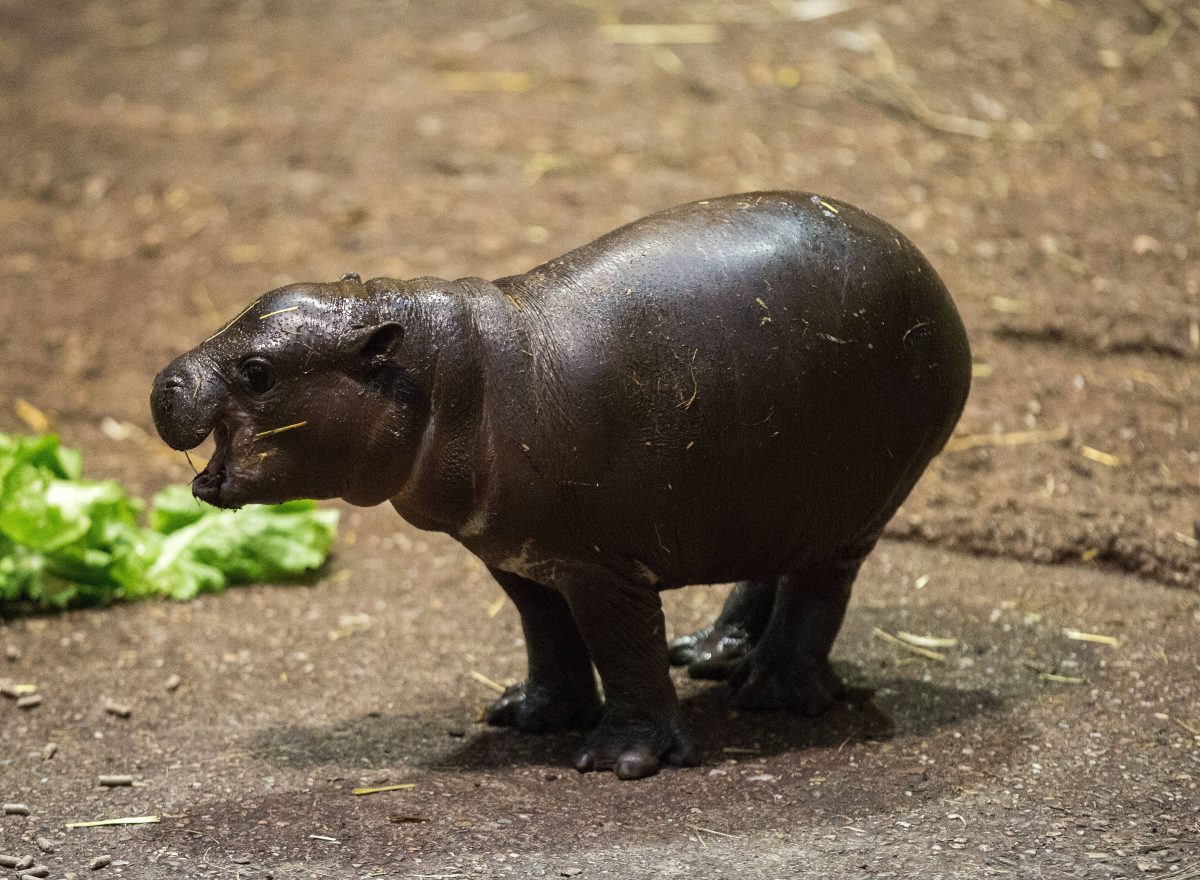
[357,322,404,367]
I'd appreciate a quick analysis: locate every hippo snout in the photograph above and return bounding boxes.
[150,357,225,451]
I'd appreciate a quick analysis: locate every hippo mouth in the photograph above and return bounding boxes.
[192,422,235,507]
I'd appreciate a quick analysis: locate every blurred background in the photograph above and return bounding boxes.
[0,2,1198,876]
[0,0,1196,586]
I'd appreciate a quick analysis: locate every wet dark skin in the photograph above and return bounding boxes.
[151,192,971,780]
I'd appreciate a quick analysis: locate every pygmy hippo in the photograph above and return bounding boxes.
[151,191,971,779]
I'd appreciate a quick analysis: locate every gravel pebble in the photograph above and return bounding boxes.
[97,775,133,787]
[89,855,112,870]
[3,803,30,815]
[16,694,42,709]
[103,700,132,719]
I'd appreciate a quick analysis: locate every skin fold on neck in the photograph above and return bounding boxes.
[384,280,492,534]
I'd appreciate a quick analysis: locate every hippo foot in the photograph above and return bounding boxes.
[730,651,845,716]
[574,710,699,780]
[668,624,755,681]
[486,680,601,733]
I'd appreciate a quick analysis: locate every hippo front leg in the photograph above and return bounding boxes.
[486,567,601,732]
[560,568,699,780]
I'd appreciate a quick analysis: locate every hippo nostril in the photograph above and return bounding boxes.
[152,374,184,418]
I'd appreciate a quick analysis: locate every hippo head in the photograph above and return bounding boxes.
[150,277,425,509]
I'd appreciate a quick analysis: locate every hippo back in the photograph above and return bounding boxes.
[483,192,970,583]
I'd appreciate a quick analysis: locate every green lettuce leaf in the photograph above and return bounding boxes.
[148,483,212,534]
[0,432,339,611]
[145,491,338,600]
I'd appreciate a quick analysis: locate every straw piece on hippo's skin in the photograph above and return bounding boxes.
[151,191,972,780]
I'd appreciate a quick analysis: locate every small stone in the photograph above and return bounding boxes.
[971,241,998,261]
[1,680,37,698]
[89,855,112,870]
[97,775,133,787]
[35,837,54,854]
[103,700,132,719]
[164,674,181,692]
[561,869,583,877]
[42,743,57,760]
[4,645,19,661]
[1132,235,1161,256]
[16,694,42,710]
[3,803,30,815]
[746,773,779,782]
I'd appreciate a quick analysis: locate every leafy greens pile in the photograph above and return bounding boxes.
[0,432,338,609]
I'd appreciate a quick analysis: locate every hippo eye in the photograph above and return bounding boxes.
[239,357,276,395]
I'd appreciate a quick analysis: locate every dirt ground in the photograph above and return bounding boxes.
[0,0,1197,877]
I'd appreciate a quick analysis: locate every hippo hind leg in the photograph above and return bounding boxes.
[730,545,872,716]
[668,580,776,680]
